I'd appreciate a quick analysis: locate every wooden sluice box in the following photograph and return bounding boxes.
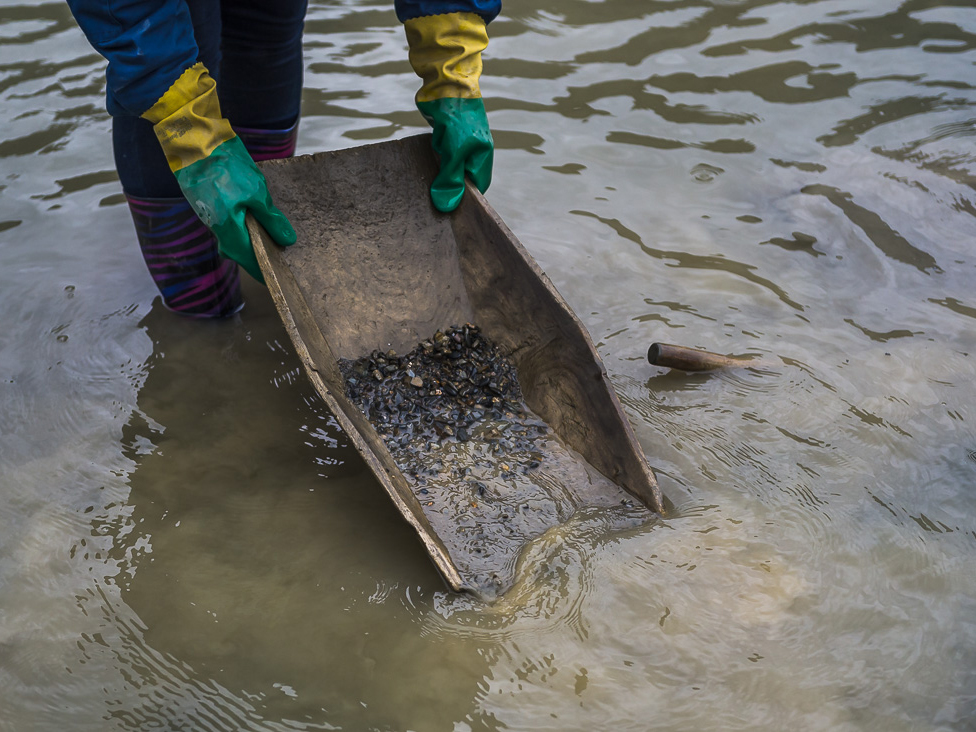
[247,135,664,598]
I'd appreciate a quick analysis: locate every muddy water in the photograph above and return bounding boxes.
[2,0,976,729]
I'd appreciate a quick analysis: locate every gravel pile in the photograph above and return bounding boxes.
[339,324,546,459]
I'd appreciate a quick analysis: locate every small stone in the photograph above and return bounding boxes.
[410,376,423,388]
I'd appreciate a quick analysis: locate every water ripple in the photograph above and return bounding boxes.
[4,0,976,728]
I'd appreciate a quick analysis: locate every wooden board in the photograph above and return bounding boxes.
[247,134,663,597]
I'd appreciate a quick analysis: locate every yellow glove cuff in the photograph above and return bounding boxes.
[404,12,488,104]
[141,62,236,173]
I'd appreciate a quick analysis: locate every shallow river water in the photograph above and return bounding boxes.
[3,0,976,729]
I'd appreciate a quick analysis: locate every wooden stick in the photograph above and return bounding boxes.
[647,342,759,372]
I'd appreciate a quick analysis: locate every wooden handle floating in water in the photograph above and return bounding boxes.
[647,342,756,371]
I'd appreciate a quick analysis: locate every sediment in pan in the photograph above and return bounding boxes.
[340,324,649,596]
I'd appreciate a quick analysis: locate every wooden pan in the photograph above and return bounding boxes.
[247,134,663,596]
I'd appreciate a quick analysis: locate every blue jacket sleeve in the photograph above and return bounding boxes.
[66,0,199,117]
[395,0,501,24]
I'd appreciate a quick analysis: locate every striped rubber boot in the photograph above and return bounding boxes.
[126,195,244,318]
[234,121,299,162]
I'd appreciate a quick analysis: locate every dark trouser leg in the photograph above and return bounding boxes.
[113,0,306,316]
[113,0,223,199]
[115,0,245,317]
[220,0,307,159]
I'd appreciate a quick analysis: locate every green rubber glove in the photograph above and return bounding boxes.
[418,97,493,212]
[174,135,296,283]
[404,11,494,212]
[143,63,296,284]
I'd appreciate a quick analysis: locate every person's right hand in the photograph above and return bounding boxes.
[418,96,493,213]
[143,63,296,282]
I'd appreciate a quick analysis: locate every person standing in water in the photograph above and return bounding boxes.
[66,0,499,317]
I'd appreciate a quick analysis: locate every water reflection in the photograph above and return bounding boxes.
[105,297,507,729]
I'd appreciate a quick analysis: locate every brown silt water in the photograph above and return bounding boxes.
[2,1,976,729]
